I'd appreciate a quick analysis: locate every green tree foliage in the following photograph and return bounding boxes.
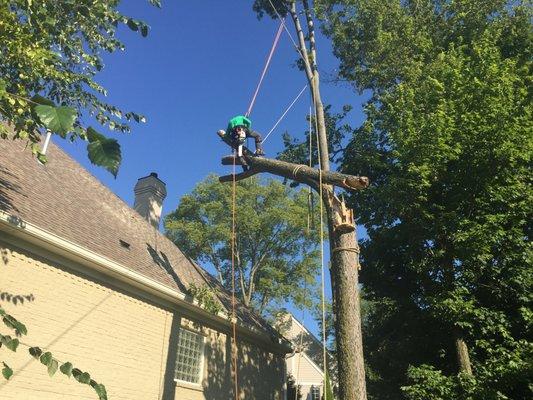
[165,175,321,317]
[319,0,532,399]
[0,0,160,175]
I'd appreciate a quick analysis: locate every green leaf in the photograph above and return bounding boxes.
[34,105,77,137]
[37,153,48,164]
[6,338,19,352]
[60,362,73,377]
[76,371,91,384]
[126,19,138,31]
[28,347,42,359]
[30,94,55,107]
[93,383,108,400]
[0,79,6,99]
[2,314,27,336]
[0,334,17,351]
[140,24,149,37]
[2,363,13,380]
[47,359,58,377]
[40,351,53,366]
[86,127,121,177]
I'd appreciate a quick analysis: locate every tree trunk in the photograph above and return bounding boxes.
[454,327,473,375]
[327,207,367,400]
[224,2,370,398]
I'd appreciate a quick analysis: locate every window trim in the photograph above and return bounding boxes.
[310,385,321,400]
[174,327,206,387]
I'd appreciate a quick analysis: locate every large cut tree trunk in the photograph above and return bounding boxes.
[327,210,367,399]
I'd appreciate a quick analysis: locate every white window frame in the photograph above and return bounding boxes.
[310,385,321,400]
[174,327,205,386]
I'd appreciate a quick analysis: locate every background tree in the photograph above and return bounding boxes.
[0,0,160,175]
[165,175,321,317]
[319,0,532,398]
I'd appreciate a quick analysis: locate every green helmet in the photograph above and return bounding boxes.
[227,115,251,133]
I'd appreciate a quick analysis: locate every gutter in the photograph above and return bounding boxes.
[0,211,292,354]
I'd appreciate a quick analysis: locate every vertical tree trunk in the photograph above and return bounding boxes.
[253,2,369,398]
[328,208,367,400]
[454,327,473,375]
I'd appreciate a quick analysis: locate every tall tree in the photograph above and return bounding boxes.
[319,0,532,398]
[165,175,321,316]
[0,0,160,175]
[215,1,371,398]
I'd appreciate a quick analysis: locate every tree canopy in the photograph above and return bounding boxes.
[165,175,321,317]
[0,0,159,175]
[318,0,532,398]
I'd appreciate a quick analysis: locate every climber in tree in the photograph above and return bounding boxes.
[217,115,265,158]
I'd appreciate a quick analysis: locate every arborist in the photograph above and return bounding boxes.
[217,116,265,167]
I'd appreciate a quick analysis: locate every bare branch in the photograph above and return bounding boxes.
[219,152,369,191]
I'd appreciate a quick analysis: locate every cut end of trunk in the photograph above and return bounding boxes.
[344,176,370,190]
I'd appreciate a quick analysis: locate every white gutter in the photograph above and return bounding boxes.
[0,211,292,354]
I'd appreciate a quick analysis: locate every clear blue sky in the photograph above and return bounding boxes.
[56,0,367,336]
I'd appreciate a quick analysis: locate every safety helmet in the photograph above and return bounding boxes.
[227,115,251,132]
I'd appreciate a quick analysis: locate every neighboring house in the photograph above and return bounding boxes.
[0,138,291,400]
[276,313,335,400]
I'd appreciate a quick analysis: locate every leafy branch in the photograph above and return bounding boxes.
[0,306,107,399]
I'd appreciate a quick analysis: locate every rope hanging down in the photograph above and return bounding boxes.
[231,155,239,400]
[313,93,329,393]
[245,20,284,118]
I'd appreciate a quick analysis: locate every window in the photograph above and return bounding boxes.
[310,385,321,400]
[174,328,204,384]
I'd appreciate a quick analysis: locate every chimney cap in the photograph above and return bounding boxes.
[137,172,164,183]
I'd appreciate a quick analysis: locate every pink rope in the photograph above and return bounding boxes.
[245,20,284,117]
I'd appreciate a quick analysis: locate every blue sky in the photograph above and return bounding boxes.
[56,0,367,336]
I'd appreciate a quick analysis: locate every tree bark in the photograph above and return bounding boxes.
[220,155,368,190]
[328,211,367,400]
[454,327,473,375]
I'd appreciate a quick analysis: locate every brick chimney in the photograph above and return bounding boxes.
[133,172,167,229]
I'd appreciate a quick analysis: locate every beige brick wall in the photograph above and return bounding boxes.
[0,240,284,400]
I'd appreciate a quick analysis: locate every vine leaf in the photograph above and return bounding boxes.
[47,359,59,377]
[60,362,73,377]
[39,351,53,367]
[29,346,42,359]
[2,362,13,380]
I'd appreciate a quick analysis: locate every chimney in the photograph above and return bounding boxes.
[133,172,167,229]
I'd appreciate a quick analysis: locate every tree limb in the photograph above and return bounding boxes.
[219,152,369,191]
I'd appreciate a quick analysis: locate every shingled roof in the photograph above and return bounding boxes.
[0,137,278,340]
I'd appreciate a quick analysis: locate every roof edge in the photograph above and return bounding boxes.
[0,210,292,354]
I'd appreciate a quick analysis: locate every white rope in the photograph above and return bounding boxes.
[262,84,308,144]
[267,0,301,52]
[314,95,329,394]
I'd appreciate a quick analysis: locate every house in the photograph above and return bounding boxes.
[0,137,291,399]
[276,313,335,400]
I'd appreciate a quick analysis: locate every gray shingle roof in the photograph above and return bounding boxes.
[0,137,278,338]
